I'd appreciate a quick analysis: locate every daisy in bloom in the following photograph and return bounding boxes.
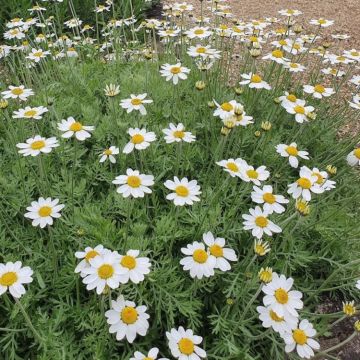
[99,146,119,163]
[123,128,156,154]
[57,117,94,141]
[162,123,196,143]
[240,164,270,186]
[1,85,34,101]
[82,251,123,294]
[279,92,301,109]
[324,54,353,65]
[242,206,282,239]
[288,166,325,201]
[282,320,320,359]
[26,48,50,62]
[203,232,237,271]
[322,67,345,77]
[349,75,360,87]
[112,169,154,198]
[356,280,360,290]
[166,326,206,360]
[130,348,169,360]
[257,305,298,334]
[343,49,360,61]
[185,26,212,39]
[283,99,315,124]
[303,84,335,99]
[160,63,190,85]
[104,84,120,97]
[310,167,336,191]
[16,135,59,157]
[24,197,65,228]
[239,73,271,90]
[105,295,149,343]
[180,241,216,279]
[278,9,302,17]
[343,301,356,316]
[13,106,48,120]
[0,261,33,298]
[254,239,271,256]
[349,94,360,110]
[187,45,221,60]
[284,62,306,73]
[346,148,360,166]
[213,100,242,120]
[251,185,289,214]
[310,18,334,27]
[75,245,105,277]
[164,177,201,206]
[120,94,153,115]
[4,28,25,40]
[216,158,248,178]
[262,49,289,65]
[262,273,303,318]
[118,250,151,284]
[275,142,309,168]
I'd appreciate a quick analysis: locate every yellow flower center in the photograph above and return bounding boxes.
[255,244,266,256]
[337,56,346,61]
[255,216,268,228]
[193,249,208,264]
[313,172,324,184]
[131,98,142,106]
[33,51,43,57]
[279,40,287,46]
[194,29,204,35]
[174,130,185,139]
[209,244,223,257]
[196,47,207,53]
[246,169,258,179]
[121,255,136,270]
[272,49,283,58]
[144,358,153,360]
[293,329,308,345]
[85,250,99,262]
[318,19,326,25]
[170,66,181,74]
[178,338,195,355]
[226,162,239,172]
[38,206,52,217]
[175,185,189,197]
[11,88,24,95]
[104,149,112,155]
[286,146,298,156]
[97,264,114,279]
[294,105,305,114]
[131,134,144,144]
[297,177,311,189]
[275,288,289,304]
[269,310,284,322]
[351,51,359,56]
[287,9,295,14]
[31,140,45,150]
[0,271,18,286]
[354,148,360,159]
[221,102,233,112]
[314,84,325,93]
[70,122,83,132]
[293,43,301,50]
[127,176,141,188]
[249,36,258,42]
[121,306,138,324]
[24,109,37,117]
[263,193,276,204]
[290,63,299,68]
[286,94,297,102]
[12,18,21,22]
[251,74,262,83]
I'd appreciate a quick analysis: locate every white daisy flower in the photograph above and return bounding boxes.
[118,250,151,284]
[240,164,270,185]
[349,94,360,110]
[180,241,216,279]
[239,73,271,90]
[185,26,212,39]
[349,75,360,87]
[82,251,123,294]
[162,123,196,143]
[216,158,248,178]
[57,117,94,141]
[166,326,206,360]
[279,92,301,109]
[24,197,65,228]
[324,53,353,65]
[256,305,298,334]
[16,135,59,157]
[284,62,306,73]
[356,280,360,290]
[12,106,48,120]
[310,18,334,27]
[99,146,119,163]
[164,177,201,206]
[0,261,33,299]
[105,295,149,343]
[310,167,336,191]
[347,148,360,166]
[75,245,105,277]
[276,142,309,168]
[4,28,25,40]
[283,100,315,124]
[278,9,302,17]
[262,49,289,64]
[321,67,345,77]
[213,99,242,120]
[160,63,190,85]
[203,232,237,271]
[104,84,120,97]
[123,128,156,154]
[251,185,289,214]
[120,94,153,115]
[130,347,169,360]
[112,169,154,198]
[26,48,50,62]
[303,84,335,99]
[1,85,34,101]
[344,49,360,62]
[282,319,320,359]
[187,45,221,60]
[288,166,325,201]
[262,273,303,318]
